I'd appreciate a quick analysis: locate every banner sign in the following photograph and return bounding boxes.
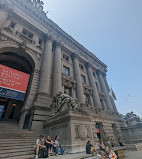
[0,105,5,118]
[0,64,30,101]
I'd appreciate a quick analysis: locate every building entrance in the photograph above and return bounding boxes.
[0,52,33,122]
[0,97,23,121]
[96,123,107,142]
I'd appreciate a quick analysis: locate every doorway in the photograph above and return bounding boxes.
[0,97,23,121]
[96,122,107,142]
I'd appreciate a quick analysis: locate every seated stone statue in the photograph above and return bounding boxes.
[124,111,142,125]
[50,92,79,114]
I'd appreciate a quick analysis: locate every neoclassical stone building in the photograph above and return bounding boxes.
[0,0,125,153]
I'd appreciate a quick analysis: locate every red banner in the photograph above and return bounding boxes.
[0,64,30,93]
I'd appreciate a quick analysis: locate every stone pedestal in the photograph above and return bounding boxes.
[121,124,142,144]
[44,109,93,153]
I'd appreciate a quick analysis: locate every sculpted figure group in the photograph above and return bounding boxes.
[50,92,79,114]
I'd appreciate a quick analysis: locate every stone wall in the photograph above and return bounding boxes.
[121,124,142,144]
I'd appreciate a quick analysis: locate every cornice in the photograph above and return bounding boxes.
[5,0,107,72]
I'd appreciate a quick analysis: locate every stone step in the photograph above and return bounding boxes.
[0,138,36,144]
[0,142,35,147]
[0,145,34,151]
[0,147,34,155]
[1,154,35,159]
[0,149,34,158]
[0,138,36,142]
[0,121,41,158]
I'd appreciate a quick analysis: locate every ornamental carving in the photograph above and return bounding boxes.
[18,41,27,50]
[75,124,91,140]
[3,27,14,34]
[0,33,18,45]
[62,74,76,89]
[83,83,92,95]
[0,34,8,41]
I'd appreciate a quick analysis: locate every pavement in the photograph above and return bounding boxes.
[40,150,142,159]
[125,150,142,159]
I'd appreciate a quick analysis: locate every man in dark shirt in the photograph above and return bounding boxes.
[86,141,98,156]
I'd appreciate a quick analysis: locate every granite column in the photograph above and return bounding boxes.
[97,71,114,111]
[72,54,85,104]
[52,42,62,97]
[0,9,8,29]
[86,63,102,109]
[38,36,52,95]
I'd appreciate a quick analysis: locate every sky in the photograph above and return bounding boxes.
[42,0,142,116]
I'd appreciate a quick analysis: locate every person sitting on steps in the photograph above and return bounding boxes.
[86,140,98,156]
[54,135,64,156]
[45,136,55,155]
[105,146,118,159]
[35,135,46,158]
[99,139,106,158]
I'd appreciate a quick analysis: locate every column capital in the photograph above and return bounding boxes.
[0,2,14,13]
[46,35,53,42]
[85,62,92,69]
[71,52,80,60]
[97,70,106,76]
[55,41,62,47]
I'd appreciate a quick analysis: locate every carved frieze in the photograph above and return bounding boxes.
[75,124,91,140]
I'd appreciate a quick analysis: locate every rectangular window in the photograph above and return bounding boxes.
[22,29,33,39]
[38,39,42,47]
[9,22,16,29]
[63,54,69,62]
[63,66,70,75]
[93,72,96,77]
[96,82,99,91]
[81,75,86,83]
[64,86,72,96]
[79,64,84,70]
[84,93,89,105]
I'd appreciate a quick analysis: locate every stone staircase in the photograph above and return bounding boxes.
[0,120,37,159]
[0,120,100,159]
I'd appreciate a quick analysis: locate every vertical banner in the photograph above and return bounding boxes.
[0,64,30,101]
[0,105,5,118]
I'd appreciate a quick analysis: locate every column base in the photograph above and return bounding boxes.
[30,93,52,131]
[19,110,28,129]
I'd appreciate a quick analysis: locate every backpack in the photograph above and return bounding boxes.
[40,148,48,158]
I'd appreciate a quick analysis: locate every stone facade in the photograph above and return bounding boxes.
[0,0,125,153]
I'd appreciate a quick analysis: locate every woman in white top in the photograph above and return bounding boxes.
[54,136,64,155]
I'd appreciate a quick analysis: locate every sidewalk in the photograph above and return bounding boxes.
[125,150,142,159]
[46,152,100,159]
[39,150,142,159]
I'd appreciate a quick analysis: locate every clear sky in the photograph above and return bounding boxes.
[42,0,142,116]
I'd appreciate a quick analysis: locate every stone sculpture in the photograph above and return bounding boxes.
[33,0,44,11]
[124,111,142,125]
[50,92,79,114]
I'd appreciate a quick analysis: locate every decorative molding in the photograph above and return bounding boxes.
[83,83,92,95]
[62,74,76,89]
